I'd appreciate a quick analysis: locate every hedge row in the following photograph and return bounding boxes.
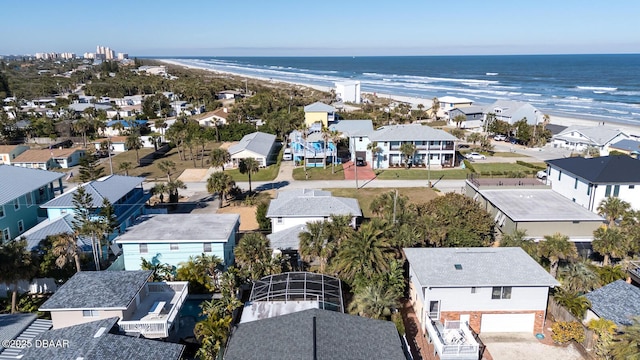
[516,160,546,170]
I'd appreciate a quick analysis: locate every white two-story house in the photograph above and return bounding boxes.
[551,125,629,156]
[545,155,640,212]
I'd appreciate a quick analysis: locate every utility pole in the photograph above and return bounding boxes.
[392,189,398,224]
[352,136,358,189]
[427,144,431,188]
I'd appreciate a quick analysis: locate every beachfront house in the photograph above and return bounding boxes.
[437,96,473,119]
[39,270,188,339]
[11,148,86,170]
[465,178,604,251]
[447,106,485,129]
[115,214,240,270]
[0,145,29,165]
[0,165,64,242]
[486,100,544,126]
[304,101,336,128]
[228,131,277,168]
[368,124,457,169]
[405,247,559,337]
[551,125,629,155]
[609,138,640,158]
[334,80,361,103]
[545,155,640,212]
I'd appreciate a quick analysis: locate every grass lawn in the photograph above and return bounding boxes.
[326,187,439,218]
[471,162,538,173]
[108,142,223,181]
[226,163,280,182]
[292,165,345,180]
[491,151,530,158]
[376,168,470,180]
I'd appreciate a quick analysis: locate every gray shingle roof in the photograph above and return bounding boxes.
[266,189,361,218]
[228,131,276,158]
[546,155,640,184]
[0,314,52,359]
[585,280,640,326]
[610,139,640,153]
[0,314,37,348]
[267,225,307,251]
[488,100,542,123]
[328,120,374,137]
[304,101,335,113]
[479,188,605,222]
[39,270,152,311]
[41,174,145,208]
[554,125,627,146]
[115,214,239,243]
[0,164,63,205]
[403,247,559,287]
[369,124,458,142]
[19,317,184,360]
[224,308,406,360]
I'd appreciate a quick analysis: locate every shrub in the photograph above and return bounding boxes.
[551,321,585,344]
[463,160,476,173]
[516,160,545,170]
[392,312,405,336]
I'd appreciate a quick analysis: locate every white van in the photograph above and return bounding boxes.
[283,148,293,161]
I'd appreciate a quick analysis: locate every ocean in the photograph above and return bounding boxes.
[161,54,640,125]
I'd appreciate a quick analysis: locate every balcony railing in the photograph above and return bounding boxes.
[425,319,479,360]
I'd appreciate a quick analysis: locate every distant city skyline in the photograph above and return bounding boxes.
[2,0,640,57]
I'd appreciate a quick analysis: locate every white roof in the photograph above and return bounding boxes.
[438,96,473,104]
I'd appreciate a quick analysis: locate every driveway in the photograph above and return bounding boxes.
[481,333,585,360]
[342,160,376,181]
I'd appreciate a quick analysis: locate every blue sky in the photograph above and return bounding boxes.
[2,0,639,56]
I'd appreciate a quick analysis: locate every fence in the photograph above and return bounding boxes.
[548,297,596,352]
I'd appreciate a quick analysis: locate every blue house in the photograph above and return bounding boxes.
[104,119,148,136]
[115,214,240,270]
[0,165,64,242]
[21,175,149,250]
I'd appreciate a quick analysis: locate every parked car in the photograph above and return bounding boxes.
[465,152,486,160]
[536,170,548,180]
[283,148,292,161]
[356,157,366,166]
[494,134,506,141]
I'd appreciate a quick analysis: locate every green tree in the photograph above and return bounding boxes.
[206,171,235,207]
[348,283,398,320]
[594,265,626,284]
[399,142,416,168]
[499,230,539,261]
[299,221,333,273]
[430,97,440,121]
[453,114,466,128]
[256,201,271,231]
[592,227,627,266]
[71,186,101,270]
[367,141,383,169]
[194,314,232,360]
[209,148,231,172]
[152,183,167,204]
[125,133,143,166]
[78,152,105,182]
[597,197,631,228]
[611,317,640,360]
[118,161,132,176]
[466,132,483,145]
[234,233,272,279]
[141,258,176,282]
[553,287,591,318]
[157,159,176,182]
[587,318,617,360]
[559,261,601,294]
[238,157,260,192]
[0,239,37,313]
[166,179,187,205]
[176,254,223,293]
[51,232,82,273]
[538,233,578,278]
[513,118,533,145]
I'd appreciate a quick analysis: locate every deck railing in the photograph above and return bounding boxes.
[425,319,479,359]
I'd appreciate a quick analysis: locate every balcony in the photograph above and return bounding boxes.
[425,319,479,360]
[118,281,188,338]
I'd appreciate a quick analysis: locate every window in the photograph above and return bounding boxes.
[18,220,24,233]
[82,310,99,317]
[203,243,212,252]
[558,171,562,181]
[2,228,9,241]
[428,300,440,320]
[13,199,19,211]
[25,192,33,207]
[574,178,578,189]
[0,205,4,218]
[471,287,477,294]
[139,244,148,254]
[276,217,283,224]
[605,185,612,197]
[630,185,636,189]
[170,243,179,251]
[491,286,512,299]
[613,185,620,197]
[587,185,591,196]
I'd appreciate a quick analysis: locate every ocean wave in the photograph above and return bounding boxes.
[576,86,618,92]
[616,91,640,96]
[486,73,499,76]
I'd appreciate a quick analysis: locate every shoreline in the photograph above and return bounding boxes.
[157,59,640,137]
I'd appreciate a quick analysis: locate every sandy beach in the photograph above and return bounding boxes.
[158,59,640,137]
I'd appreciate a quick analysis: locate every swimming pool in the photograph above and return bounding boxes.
[179,298,208,321]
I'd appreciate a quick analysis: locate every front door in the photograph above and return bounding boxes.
[428,300,440,321]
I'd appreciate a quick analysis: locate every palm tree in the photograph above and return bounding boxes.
[194,315,232,360]
[166,179,187,205]
[553,287,591,318]
[329,130,342,174]
[597,197,631,228]
[157,159,176,182]
[206,171,235,207]
[348,283,398,320]
[298,221,333,273]
[430,97,440,121]
[210,148,230,172]
[321,126,330,169]
[399,142,416,169]
[51,232,82,273]
[125,133,143,166]
[499,229,539,261]
[594,265,626,284]
[152,183,167,204]
[592,226,627,266]
[332,219,396,283]
[587,318,617,360]
[559,261,601,294]
[238,158,260,193]
[454,114,466,128]
[118,161,133,176]
[234,232,271,279]
[538,233,578,278]
[466,132,483,145]
[367,141,383,170]
[0,239,37,313]
[611,317,640,359]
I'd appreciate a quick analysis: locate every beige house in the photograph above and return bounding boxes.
[12,147,86,170]
[39,270,188,339]
[0,145,29,165]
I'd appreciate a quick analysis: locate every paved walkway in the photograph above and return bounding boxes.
[342,160,377,181]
